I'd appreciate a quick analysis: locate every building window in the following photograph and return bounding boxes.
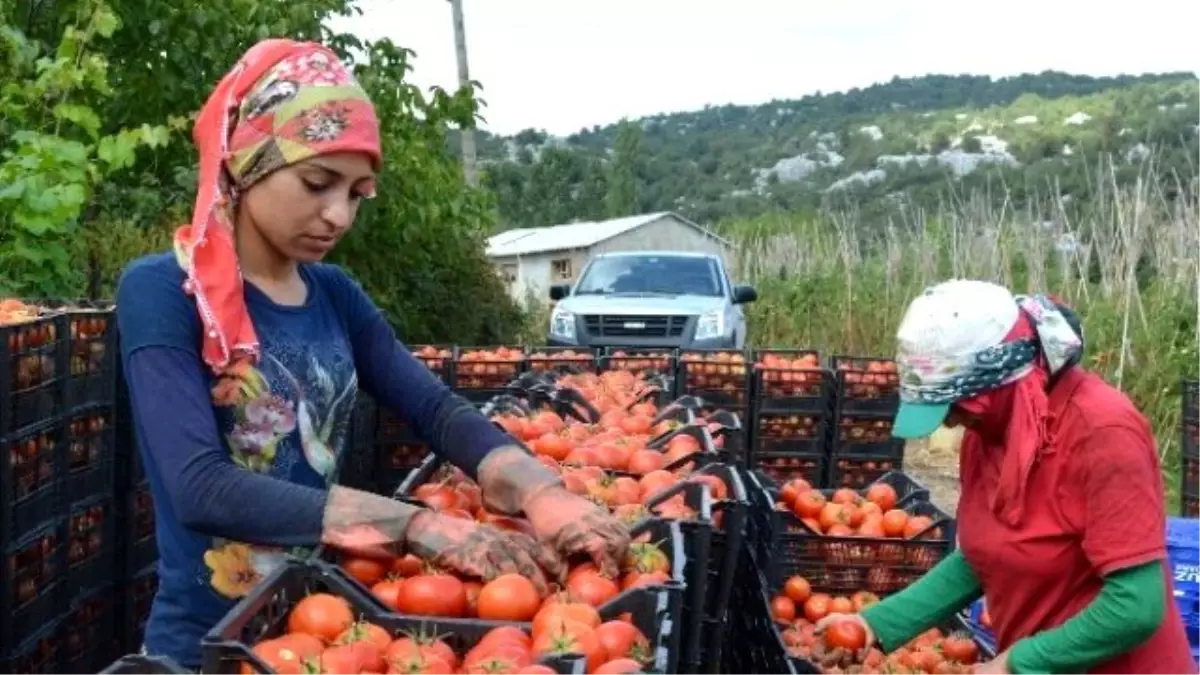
[551,258,573,281]
[500,264,517,283]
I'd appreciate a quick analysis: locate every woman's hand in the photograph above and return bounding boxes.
[404,509,564,595]
[477,445,631,577]
[972,648,1012,674]
[813,613,877,661]
[521,485,632,578]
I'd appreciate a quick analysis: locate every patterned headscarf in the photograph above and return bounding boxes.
[894,280,1084,526]
[174,39,382,377]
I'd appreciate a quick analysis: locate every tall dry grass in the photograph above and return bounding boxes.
[726,159,1199,505]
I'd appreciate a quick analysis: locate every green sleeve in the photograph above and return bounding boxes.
[860,549,983,652]
[1007,561,1164,674]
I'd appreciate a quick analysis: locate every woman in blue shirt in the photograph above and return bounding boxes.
[116,39,629,668]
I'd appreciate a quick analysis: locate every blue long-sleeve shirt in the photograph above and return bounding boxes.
[116,252,513,668]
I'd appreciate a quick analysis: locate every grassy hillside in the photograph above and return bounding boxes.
[468,71,1199,228]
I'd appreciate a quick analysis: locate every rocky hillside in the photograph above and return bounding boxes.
[465,72,1199,227]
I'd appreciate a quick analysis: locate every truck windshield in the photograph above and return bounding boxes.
[573,255,724,297]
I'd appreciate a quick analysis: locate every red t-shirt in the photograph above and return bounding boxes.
[957,367,1196,674]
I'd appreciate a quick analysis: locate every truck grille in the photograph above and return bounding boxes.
[582,315,689,338]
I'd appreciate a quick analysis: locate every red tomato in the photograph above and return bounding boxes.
[286,593,354,643]
[824,619,868,651]
[398,574,468,617]
[566,568,620,607]
[370,578,405,611]
[771,595,796,622]
[340,555,390,587]
[594,620,649,662]
[476,574,541,621]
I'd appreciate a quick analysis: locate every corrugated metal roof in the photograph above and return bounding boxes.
[486,212,728,258]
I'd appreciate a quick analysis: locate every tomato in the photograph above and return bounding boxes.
[783,576,811,604]
[904,514,934,539]
[398,574,468,617]
[881,509,909,537]
[637,470,677,500]
[337,622,391,653]
[392,554,424,578]
[287,593,354,643]
[533,601,602,636]
[593,657,645,674]
[770,595,796,622]
[320,644,363,674]
[824,618,868,651]
[780,478,811,506]
[851,590,880,612]
[621,569,670,590]
[689,474,728,501]
[831,488,861,506]
[818,502,852,531]
[414,484,458,511]
[532,619,605,674]
[792,491,826,521]
[387,635,459,671]
[865,482,898,511]
[477,573,541,621]
[803,593,831,623]
[566,568,620,607]
[941,632,979,664]
[476,626,532,652]
[626,449,666,475]
[276,633,323,662]
[371,578,405,611]
[391,653,454,674]
[910,648,943,673]
[244,639,303,675]
[341,556,390,586]
[624,542,670,575]
[829,595,853,614]
[594,620,649,661]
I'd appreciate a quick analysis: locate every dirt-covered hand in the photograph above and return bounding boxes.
[404,510,564,595]
[522,486,632,579]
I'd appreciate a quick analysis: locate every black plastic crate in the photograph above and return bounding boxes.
[2,518,64,650]
[1184,416,1199,461]
[371,406,432,493]
[693,465,749,673]
[599,347,678,380]
[1,417,65,544]
[750,348,833,414]
[676,349,751,406]
[205,534,682,675]
[122,480,157,579]
[65,404,116,500]
[121,564,158,656]
[525,345,600,374]
[755,451,828,488]
[408,344,455,385]
[0,615,63,674]
[100,654,189,674]
[827,445,906,489]
[453,345,527,393]
[765,499,954,595]
[830,354,900,415]
[643,480,713,670]
[833,411,901,455]
[698,408,747,467]
[742,468,781,567]
[753,409,830,455]
[721,542,801,675]
[1181,455,1198,500]
[1185,380,1198,423]
[873,470,931,507]
[60,303,118,409]
[1184,495,1199,519]
[61,582,120,673]
[65,494,117,600]
[0,311,67,436]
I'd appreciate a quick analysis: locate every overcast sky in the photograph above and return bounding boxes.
[331,0,1199,136]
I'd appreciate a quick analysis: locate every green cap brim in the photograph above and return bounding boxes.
[892,401,951,439]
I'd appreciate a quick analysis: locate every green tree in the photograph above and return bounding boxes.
[605,120,642,217]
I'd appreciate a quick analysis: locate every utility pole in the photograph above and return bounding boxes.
[448,0,478,186]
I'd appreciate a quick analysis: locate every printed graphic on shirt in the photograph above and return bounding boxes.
[204,349,357,599]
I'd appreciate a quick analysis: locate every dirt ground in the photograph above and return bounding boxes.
[902,426,965,514]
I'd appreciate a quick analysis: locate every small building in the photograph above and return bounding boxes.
[486,212,730,302]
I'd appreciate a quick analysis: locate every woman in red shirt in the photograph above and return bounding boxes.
[820,279,1196,674]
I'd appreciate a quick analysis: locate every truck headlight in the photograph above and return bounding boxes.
[694,311,724,340]
[550,307,576,340]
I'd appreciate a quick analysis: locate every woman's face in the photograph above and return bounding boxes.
[239,151,376,263]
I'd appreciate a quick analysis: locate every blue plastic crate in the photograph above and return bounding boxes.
[1165,518,1198,648]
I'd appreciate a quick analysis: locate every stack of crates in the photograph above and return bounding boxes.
[826,355,904,488]
[1183,380,1198,518]
[747,349,835,486]
[2,302,123,672]
[676,349,751,464]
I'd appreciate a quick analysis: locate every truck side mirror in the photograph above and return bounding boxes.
[549,284,570,301]
[732,285,758,304]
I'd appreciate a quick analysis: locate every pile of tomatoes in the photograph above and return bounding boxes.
[338,527,675,621]
[767,574,980,674]
[773,478,939,541]
[245,590,654,674]
[753,350,826,399]
[831,357,899,401]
